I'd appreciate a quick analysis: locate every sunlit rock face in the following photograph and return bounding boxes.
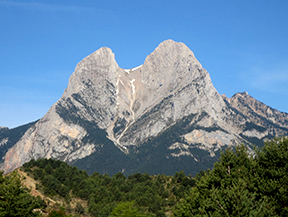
[3,40,288,176]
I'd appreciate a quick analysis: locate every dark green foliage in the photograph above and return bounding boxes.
[0,171,45,217]
[23,158,196,216]
[174,137,288,216]
[44,164,54,174]
[33,168,44,180]
[244,122,266,132]
[75,202,85,215]
[22,137,288,216]
[255,137,288,215]
[47,210,68,217]
[108,201,147,217]
[55,112,132,176]
[23,158,88,198]
[240,133,265,147]
[73,140,130,176]
[126,112,221,176]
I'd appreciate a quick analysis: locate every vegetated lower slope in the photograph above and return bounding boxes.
[2,137,288,216]
[22,158,197,217]
[0,170,46,217]
[174,137,288,216]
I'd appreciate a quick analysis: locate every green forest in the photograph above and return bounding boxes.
[1,137,288,216]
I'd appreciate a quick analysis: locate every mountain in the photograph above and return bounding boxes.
[0,121,38,167]
[2,40,288,176]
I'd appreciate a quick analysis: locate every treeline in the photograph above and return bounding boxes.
[1,137,288,216]
[22,158,197,216]
[174,137,288,216]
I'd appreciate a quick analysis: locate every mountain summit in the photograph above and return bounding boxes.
[2,40,288,175]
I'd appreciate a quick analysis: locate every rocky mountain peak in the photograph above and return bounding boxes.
[63,46,118,98]
[229,91,288,129]
[2,40,288,176]
[3,39,225,173]
[153,39,194,54]
[231,91,249,98]
[142,40,201,79]
[132,40,210,116]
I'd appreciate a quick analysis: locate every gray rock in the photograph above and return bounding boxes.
[2,40,288,175]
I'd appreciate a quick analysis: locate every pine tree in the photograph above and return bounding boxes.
[173,144,277,216]
[0,171,42,217]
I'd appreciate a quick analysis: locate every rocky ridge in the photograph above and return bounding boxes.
[2,40,288,175]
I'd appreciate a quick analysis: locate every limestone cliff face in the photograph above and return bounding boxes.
[3,47,119,173]
[2,40,288,175]
[110,40,226,149]
[225,92,288,139]
[0,122,37,169]
[229,92,288,128]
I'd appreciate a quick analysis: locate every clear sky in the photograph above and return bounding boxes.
[1,0,288,128]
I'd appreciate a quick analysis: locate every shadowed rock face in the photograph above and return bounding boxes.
[2,40,288,175]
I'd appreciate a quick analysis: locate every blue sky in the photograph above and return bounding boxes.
[1,0,288,128]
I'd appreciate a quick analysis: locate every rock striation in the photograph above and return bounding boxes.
[2,40,288,175]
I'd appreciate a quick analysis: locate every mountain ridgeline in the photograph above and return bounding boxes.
[1,40,288,176]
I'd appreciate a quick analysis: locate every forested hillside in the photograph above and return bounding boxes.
[21,158,196,216]
[174,137,288,216]
[1,137,288,216]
